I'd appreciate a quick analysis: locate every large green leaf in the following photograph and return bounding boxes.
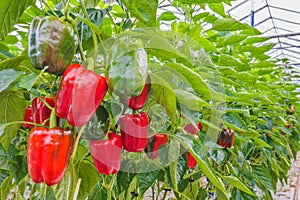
[175,89,211,111]
[0,69,24,92]
[0,0,35,40]
[217,35,248,47]
[0,56,27,71]
[0,90,25,150]
[222,112,247,130]
[221,175,256,196]
[213,18,251,31]
[252,165,276,192]
[122,0,158,26]
[78,161,99,200]
[137,170,159,197]
[150,72,177,123]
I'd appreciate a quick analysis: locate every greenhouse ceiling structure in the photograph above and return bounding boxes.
[226,0,300,67]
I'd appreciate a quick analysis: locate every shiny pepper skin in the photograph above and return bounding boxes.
[126,76,151,110]
[89,132,122,175]
[184,123,201,169]
[27,127,73,186]
[217,128,234,148]
[28,16,78,75]
[32,97,55,127]
[147,134,168,159]
[22,106,33,129]
[56,64,108,127]
[120,112,149,152]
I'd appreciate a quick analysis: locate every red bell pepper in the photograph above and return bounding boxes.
[22,106,33,129]
[126,76,150,110]
[27,127,73,186]
[32,97,55,127]
[217,128,234,148]
[120,112,149,152]
[56,64,108,127]
[89,132,122,175]
[145,134,168,159]
[184,123,202,169]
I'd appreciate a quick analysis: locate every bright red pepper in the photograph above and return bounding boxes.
[126,76,150,110]
[22,106,33,129]
[89,132,122,175]
[56,64,108,127]
[32,97,55,127]
[217,128,234,148]
[186,152,197,169]
[148,134,168,159]
[120,112,149,152]
[27,127,73,186]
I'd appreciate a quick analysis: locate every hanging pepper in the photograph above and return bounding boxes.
[28,16,78,75]
[89,132,122,175]
[32,97,55,127]
[217,128,234,148]
[145,134,168,159]
[56,64,108,127]
[22,106,33,129]
[27,127,73,186]
[120,112,149,152]
[126,76,151,110]
[184,123,201,169]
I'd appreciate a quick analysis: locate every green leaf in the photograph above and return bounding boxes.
[78,161,99,200]
[0,0,35,40]
[0,175,13,200]
[168,139,181,190]
[78,7,111,42]
[175,89,211,111]
[252,165,276,191]
[116,171,136,195]
[0,56,27,71]
[217,54,243,67]
[0,90,25,150]
[252,61,275,68]
[174,133,228,198]
[208,3,225,17]
[232,188,258,200]
[122,0,158,26]
[217,35,247,46]
[213,18,251,31]
[138,170,159,197]
[222,112,247,130]
[222,175,256,196]
[19,73,39,90]
[159,11,177,21]
[0,69,24,92]
[150,72,177,123]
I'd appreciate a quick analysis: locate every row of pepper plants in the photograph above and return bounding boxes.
[0,0,299,199]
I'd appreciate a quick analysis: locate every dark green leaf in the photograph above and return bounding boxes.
[78,161,99,200]
[222,112,247,130]
[0,69,24,92]
[138,170,159,196]
[0,0,35,40]
[116,171,136,194]
[0,175,13,200]
[0,56,27,71]
[232,188,258,200]
[222,175,256,196]
[0,90,25,150]
[252,165,276,191]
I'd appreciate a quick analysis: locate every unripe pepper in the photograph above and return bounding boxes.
[217,128,234,148]
[145,134,168,159]
[27,127,73,186]
[22,106,33,129]
[120,112,149,152]
[28,16,78,75]
[56,64,108,127]
[89,132,122,175]
[32,97,55,127]
[126,76,151,110]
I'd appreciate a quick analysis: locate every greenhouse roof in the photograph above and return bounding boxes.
[226,0,300,67]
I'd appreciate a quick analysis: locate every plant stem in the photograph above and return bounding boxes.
[73,178,82,200]
[71,125,86,158]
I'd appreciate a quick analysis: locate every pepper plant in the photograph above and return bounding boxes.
[0,0,299,199]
